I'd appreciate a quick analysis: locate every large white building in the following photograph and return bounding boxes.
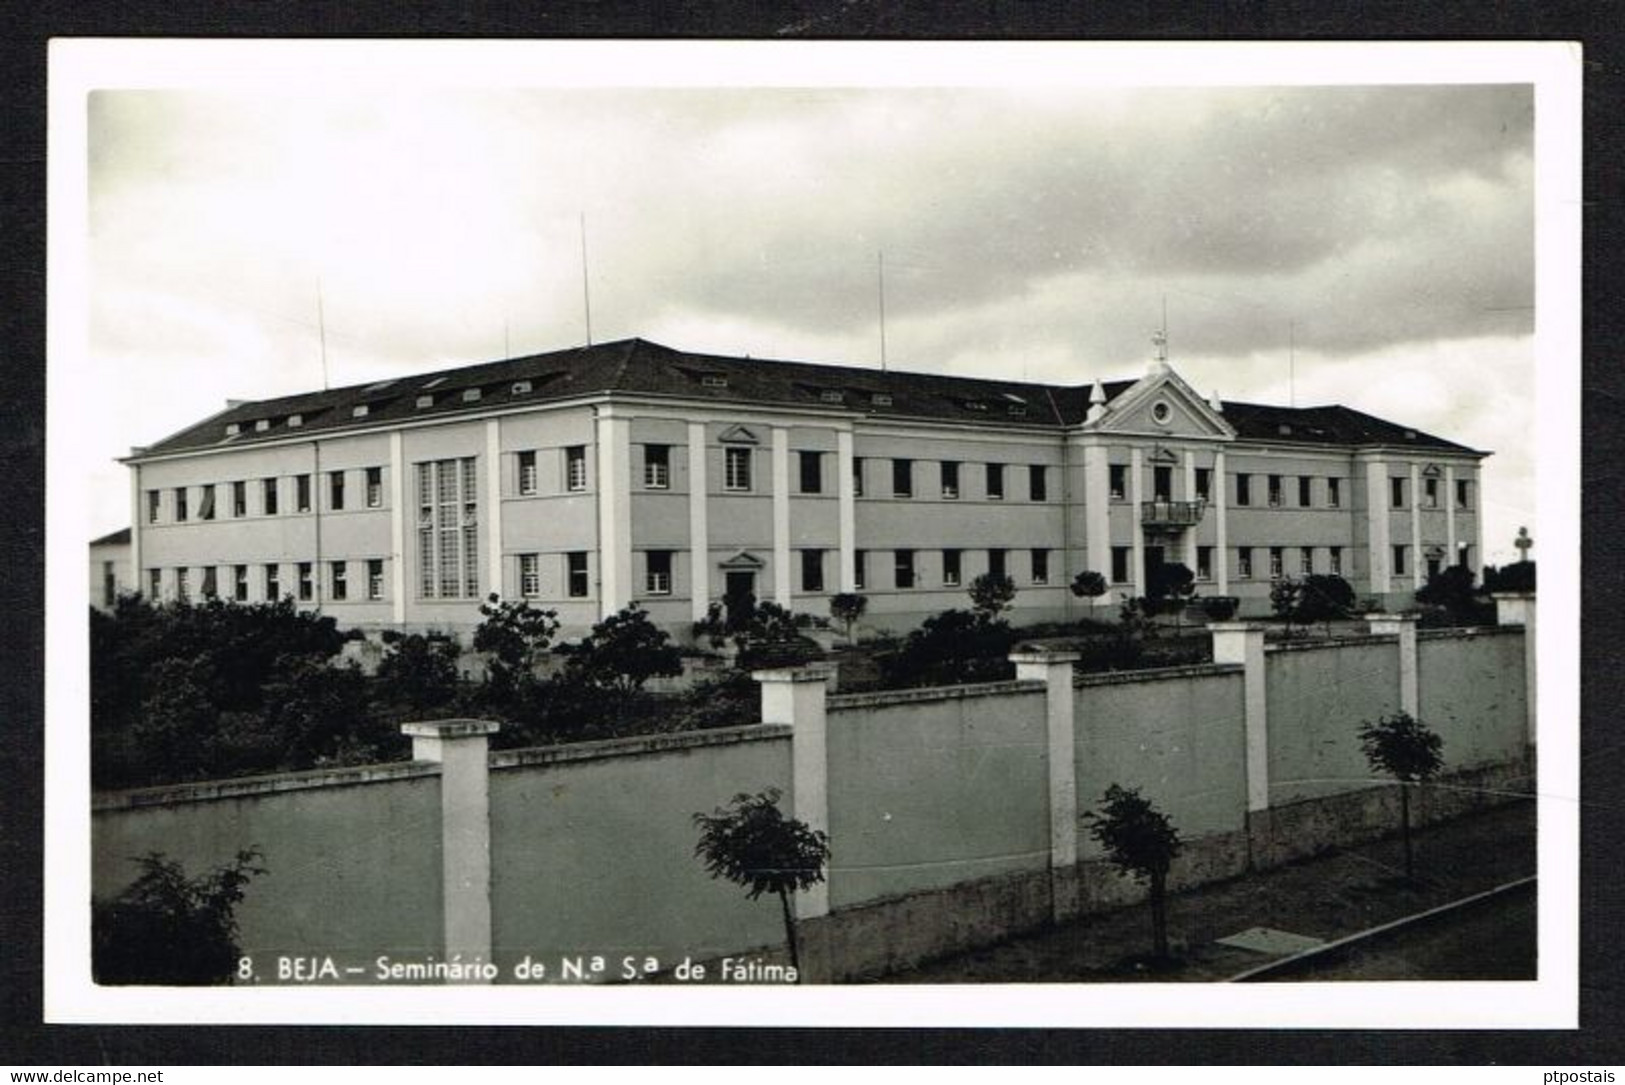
[121,337,1486,635]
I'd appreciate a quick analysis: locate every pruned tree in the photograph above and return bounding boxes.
[1358,712,1444,880]
[93,848,266,985]
[968,572,1017,623]
[1147,562,1197,632]
[828,592,868,642]
[693,788,830,979]
[473,594,560,702]
[1070,570,1108,601]
[1269,576,1304,634]
[1086,784,1182,961]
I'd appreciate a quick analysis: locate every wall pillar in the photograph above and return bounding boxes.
[754,666,832,920]
[1366,614,1419,719]
[1211,623,1269,812]
[401,719,500,980]
[1494,592,1538,746]
[1011,648,1081,922]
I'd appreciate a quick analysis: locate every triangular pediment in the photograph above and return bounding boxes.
[718,424,760,445]
[1088,365,1236,440]
[718,550,766,570]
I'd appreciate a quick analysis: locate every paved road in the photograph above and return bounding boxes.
[1260,882,1537,982]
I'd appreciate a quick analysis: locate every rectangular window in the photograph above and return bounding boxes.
[646,550,673,595]
[988,548,1007,580]
[331,561,348,601]
[197,485,215,521]
[568,551,590,598]
[263,478,279,516]
[415,458,480,599]
[791,450,818,494]
[1391,477,1406,508]
[1238,548,1253,579]
[330,471,345,511]
[801,549,824,593]
[1456,479,1471,509]
[174,487,188,522]
[943,548,962,587]
[1235,474,1252,506]
[366,467,383,508]
[941,460,960,499]
[566,446,587,491]
[1327,477,1342,508]
[233,564,248,602]
[1153,466,1173,502]
[518,450,538,495]
[368,559,385,601]
[1111,546,1130,584]
[1197,546,1213,581]
[147,490,160,524]
[103,561,116,608]
[1300,547,1314,575]
[1268,475,1283,508]
[646,445,671,490]
[1329,547,1343,576]
[1031,548,1049,584]
[1298,476,1312,507]
[1269,547,1284,578]
[1029,465,1047,502]
[1195,468,1212,502]
[894,549,915,589]
[298,562,314,601]
[892,458,913,498]
[1393,545,1408,576]
[232,481,247,517]
[853,457,865,497]
[296,474,312,513]
[201,566,217,599]
[148,568,161,600]
[1109,464,1127,500]
[987,463,1005,500]
[725,447,752,491]
[1424,477,1439,508]
[854,550,867,591]
[519,553,540,598]
[176,568,189,602]
[264,564,280,601]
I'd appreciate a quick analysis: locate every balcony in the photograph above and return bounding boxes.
[1141,499,1206,529]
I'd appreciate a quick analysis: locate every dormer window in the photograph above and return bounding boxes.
[350,405,368,419]
[225,423,241,436]
[964,401,988,413]
[416,395,434,409]
[462,388,482,403]
[512,380,532,395]
[701,375,729,389]
[819,390,844,403]
[871,393,893,407]
[1007,404,1027,418]
[288,414,303,427]
[1277,423,1292,436]
[255,419,271,432]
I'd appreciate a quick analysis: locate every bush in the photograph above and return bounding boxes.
[1269,577,1304,629]
[376,633,463,711]
[1482,561,1536,593]
[968,573,1017,622]
[829,593,868,640]
[1198,596,1239,622]
[1297,574,1355,628]
[1070,570,1108,600]
[558,604,683,695]
[93,849,265,985]
[882,609,1015,688]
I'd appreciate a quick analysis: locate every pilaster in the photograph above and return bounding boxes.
[1410,462,1424,590]
[594,409,633,617]
[1214,449,1229,595]
[836,429,857,593]
[772,426,792,607]
[390,431,407,623]
[688,422,710,621]
[1130,446,1146,599]
[484,420,503,600]
[1365,458,1391,596]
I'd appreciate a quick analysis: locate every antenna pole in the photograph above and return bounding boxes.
[580,212,593,347]
[878,250,888,372]
[504,318,510,359]
[317,277,330,391]
[1289,320,1297,408]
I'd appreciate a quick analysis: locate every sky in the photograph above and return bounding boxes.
[82,67,1540,562]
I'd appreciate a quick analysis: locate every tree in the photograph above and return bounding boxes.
[968,572,1017,622]
[1070,570,1108,601]
[1147,562,1196,631]
[734,601,823,671]
[882,608,1016,688]
[473,594,560,702]
[558,603,684,695]
[693,789,830,979]
[1296,574,1356,633]
[93,848,265,985]
[1269,576,1304,633]
[1358,712,1445,880]
[376,633,462,710]
[1086,784,1182,961]
[829,592,868,642]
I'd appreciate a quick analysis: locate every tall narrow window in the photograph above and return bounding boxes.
[1153,466,1173,502]
[988,548,1007,580]
[1109,464,1127,500]
[1327,477,1342,508]
[797,450,821,494]
[1298,476,1312,507]
[1456,479,1471,509]
[1269,547,1284,578]
[519,553,540,598]
[1267,475,1282,507]
[1031,548,1049,584]
[568,551,590,598]
[1329,547,1343,576]
[232,480,247,517]
[1111,546,1130,584]
[233,564,248,602]
[1195,468,1212,502]
[565,446,587,491]
[941,460,960,499]
[367,559,385,600]
[197,485,215,521]
[103,561,116,608]
[176,568,190,602]
[852,457,865,497]
[725,447,752,491]
[330,471,345,511]
[1393,545,1408,576]
[298,562,314,601]
[1424,477,1439,508]
[1238,548,1253,579]
[518,450,538,495]
[1235,474,1252,507]
[1197,547,1213,581]
[148,568,162,600]
[894,549,915,589]
[415,458,480,599]
[263,478,279,515]
[366,467,383,508]
[854,550,867,591]
[296,474,312,513]
[201,566,217,598]
[147,490,160,524]
[1029,465,1047,502]
[1391,477,1405,509]
[174,487,189,522]
[943,549,962,587]
[892,458,913,498]
[264,564,279,601]
[646,550,673,595]
[987,463,1005,500]
[1300,547,1314,575]
[801,549,824,593]
[331,561,348,601]
[646,445,671,489]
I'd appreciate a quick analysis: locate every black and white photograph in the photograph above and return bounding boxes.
[45,40,1580,1029]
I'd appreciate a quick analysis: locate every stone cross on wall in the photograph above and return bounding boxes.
[1514,526,1533,562]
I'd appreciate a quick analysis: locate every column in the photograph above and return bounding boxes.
[1445,464,1458,569]
[1011,649,1081,922]
[1213,449,1230,595]
[772,426,792,607]
[1082,444,1111,607]
[687,422,710,621]
[484,420,504,601]
[1365,459,1391,598]
[594,409,633,618]
[1366,614,1419,719]
[389,432,407,623]
[755,667,832,920]
[1129,446,1146,599]
[1409,463,1424,590]
[401,719,500,980]
[836,429,857,593]
[1211,623,1268,811]
[1494,592,1538,746]
[128,464,142,595]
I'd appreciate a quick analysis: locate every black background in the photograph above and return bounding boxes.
[2,1,1620,1066]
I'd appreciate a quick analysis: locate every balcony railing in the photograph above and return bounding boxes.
[1141,499,1206,528]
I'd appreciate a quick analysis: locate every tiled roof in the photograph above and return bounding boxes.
[135,337,1478,457]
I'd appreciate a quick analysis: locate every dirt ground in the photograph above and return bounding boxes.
[882,800,1537,983]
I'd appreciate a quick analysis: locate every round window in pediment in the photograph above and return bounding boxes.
[1151,400,1173,426]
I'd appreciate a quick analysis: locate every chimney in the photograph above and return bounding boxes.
[1086,379,1107,424]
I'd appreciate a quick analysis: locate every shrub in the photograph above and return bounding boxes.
[829,593,868,641]
[1199,596,1239,622]
[1086,785,1182,960]
[376,633,463,710]
[1482,561,1536,593]
[93,849,265,985]
[882,609,1015,688]
[1269,577,1304,630]
[1070,570,1108,600]
[968,573,1017,622]
[1297,574,1355,630]
[1358,711,1445,880]
[558,604,683,695]
[473,594,560,703]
